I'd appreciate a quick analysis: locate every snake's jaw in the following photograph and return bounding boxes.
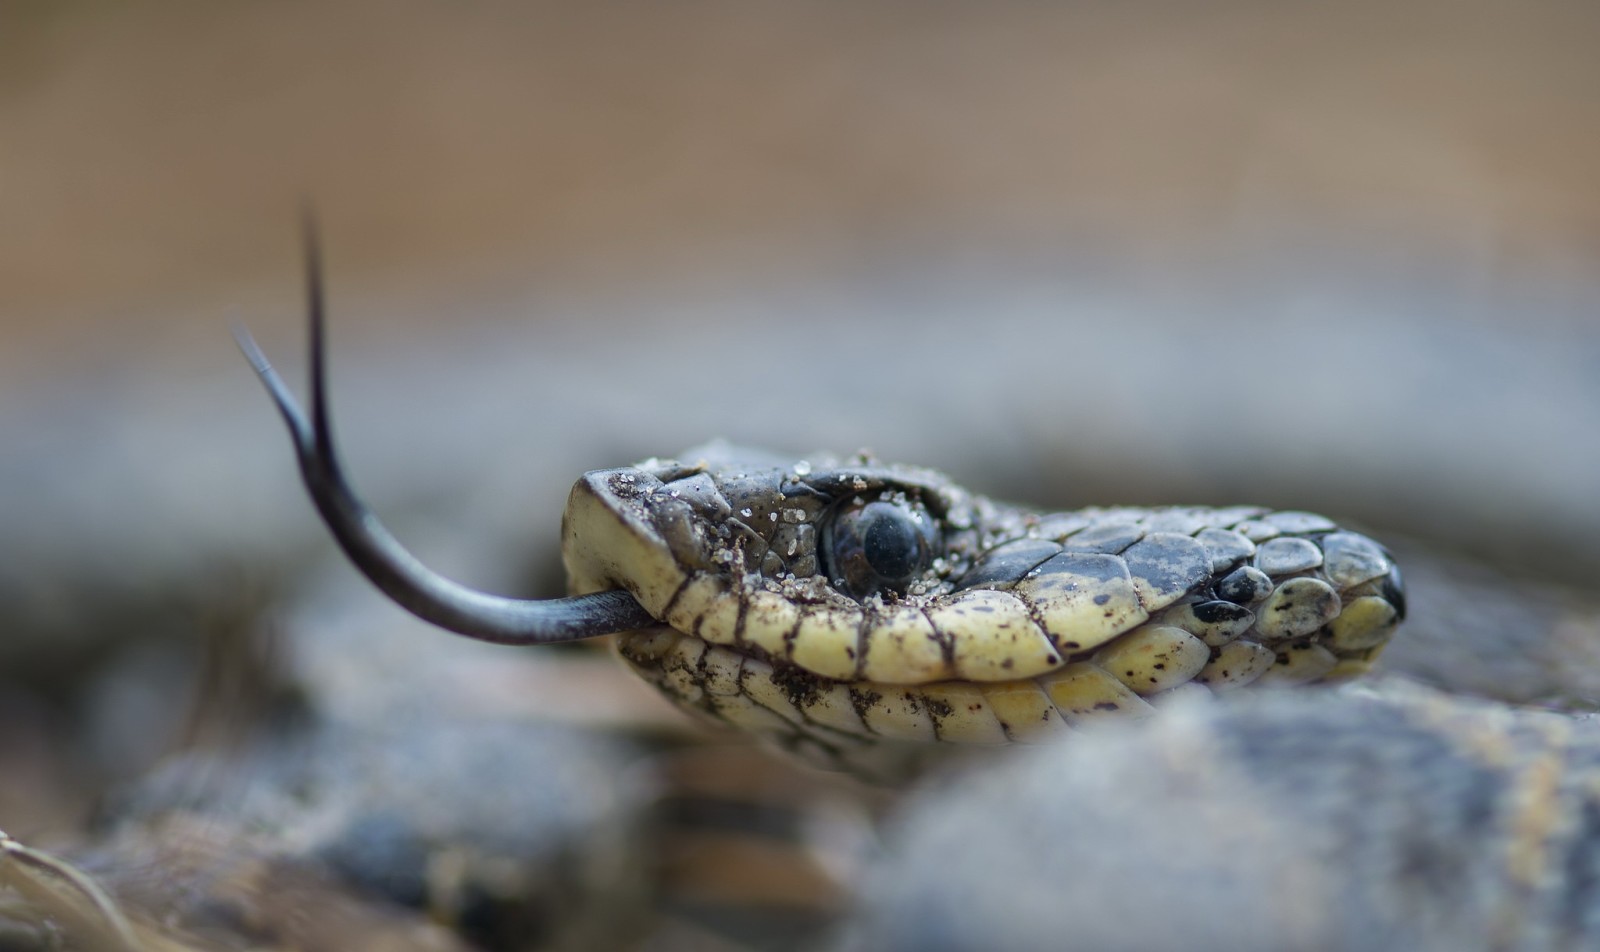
[232,235,655,645]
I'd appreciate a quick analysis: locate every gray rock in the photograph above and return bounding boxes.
[839,683,1600,952]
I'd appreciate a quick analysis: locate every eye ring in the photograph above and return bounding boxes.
[822,497,939,597]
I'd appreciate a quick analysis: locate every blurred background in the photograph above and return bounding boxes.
[1,0,1597,944]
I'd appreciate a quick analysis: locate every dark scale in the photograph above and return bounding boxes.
[1216,566,1274,605]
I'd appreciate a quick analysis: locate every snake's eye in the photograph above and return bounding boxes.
[824,499,938,597]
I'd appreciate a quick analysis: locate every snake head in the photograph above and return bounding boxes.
[565,445,1404,690]
[566,445,1404,779]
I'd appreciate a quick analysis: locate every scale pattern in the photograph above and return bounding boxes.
[561,445,1405,778]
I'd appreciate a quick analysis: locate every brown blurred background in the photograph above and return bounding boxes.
[5,1,1597,344]
[1,0,1598,862]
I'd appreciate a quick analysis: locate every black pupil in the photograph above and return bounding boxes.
[860,505,921,582]
[838,502,928,585]
[825,497,937,597]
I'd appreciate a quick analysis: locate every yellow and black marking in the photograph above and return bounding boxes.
[567,443,1406,780]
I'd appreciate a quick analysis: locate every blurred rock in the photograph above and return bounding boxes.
[1382,537,1600,708]
[838,682,1600,952]
[91,710,653,952]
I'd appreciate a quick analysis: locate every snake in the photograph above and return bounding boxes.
[230,232,1407,785]
[18,239,1595,952]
